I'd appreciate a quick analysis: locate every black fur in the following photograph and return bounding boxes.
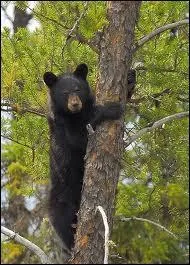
[44,64,123,250]
[127,69,136,99]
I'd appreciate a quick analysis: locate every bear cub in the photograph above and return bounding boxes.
[43,64,123,251]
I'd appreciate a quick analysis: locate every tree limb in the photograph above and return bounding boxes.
[74,32,99,53]
[125,111,189,147]
[61,1,89,57]
[26,3,98,54]
[1,134,34,150]
[1,134,36,162]
[67,1,89,37]
[97,206,109,264]
[129,88,189,105]
[1,226,52,264]
[1,103,46,118]
[135,65,188,76]
[133,19,189,51]
[128,88,172,104]
[119,217,178,239]
[26,5,65,28]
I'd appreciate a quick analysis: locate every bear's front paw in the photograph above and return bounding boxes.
[115,103,124,117]
[106,102,124,119]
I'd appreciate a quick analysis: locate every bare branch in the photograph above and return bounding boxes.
[97,206,109,264]
[27,3,98,54]
[119,217,178,239]
[133,19,189,51]
[151,88,172,98]
[125,111,189,147]
[135,65,188,76]
[128,88,172,104]
[68,2,89,37]
[1,226,52,264]
[74,32,99,54]
[129,89,189,105]
[61,1,89,58]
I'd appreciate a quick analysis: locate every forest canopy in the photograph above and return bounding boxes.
[1,1,189,264]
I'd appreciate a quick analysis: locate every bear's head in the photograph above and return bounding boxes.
[44,64,93,114]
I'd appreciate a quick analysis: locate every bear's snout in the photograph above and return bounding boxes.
[68,94,82,113]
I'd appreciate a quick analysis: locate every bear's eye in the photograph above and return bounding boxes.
[63,91,68,95]
[75,88,80,92]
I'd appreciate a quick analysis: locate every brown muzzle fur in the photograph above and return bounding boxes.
[68,94,82,113]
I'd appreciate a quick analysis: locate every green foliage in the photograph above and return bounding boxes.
[113,1,189,264]
[1,241,25,264]
[1,1,189,264]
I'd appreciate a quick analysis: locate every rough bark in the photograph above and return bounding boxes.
[71,2,141,264]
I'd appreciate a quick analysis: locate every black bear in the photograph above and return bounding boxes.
[127,69,136,99]
[43,64,123,251]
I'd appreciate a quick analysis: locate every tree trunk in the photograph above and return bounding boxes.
[71,2,141,264]
[13,5,33,34]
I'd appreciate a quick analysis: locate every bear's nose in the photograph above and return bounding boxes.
[71,99,79,107]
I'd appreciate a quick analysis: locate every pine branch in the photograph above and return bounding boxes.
[26,5,65,28]
[125,111,189,147]
[1,226,52,264]
[1,134,34,150]
[1,103,46,118]
[1,134,37,162]
[133,19,189,51]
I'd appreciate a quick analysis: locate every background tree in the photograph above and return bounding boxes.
[1,1,189,264]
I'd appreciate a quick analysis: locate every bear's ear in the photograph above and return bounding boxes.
[73,64,88,80]
[43,72,57,88]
